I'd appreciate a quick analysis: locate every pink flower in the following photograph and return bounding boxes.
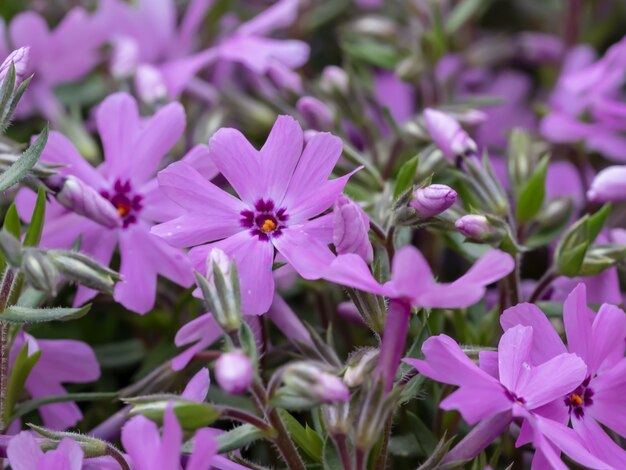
[121,407,218,470]
[423,108,477,160]
[18,92,205,314]
[501,284,626,467]
[215,351,254,394]
[153,115,357,315]
[406,326,610,469]
[7,433,83,470]
[333,195,373,262]
[9,332,100,430]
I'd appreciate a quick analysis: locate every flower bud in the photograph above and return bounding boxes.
[579,244,626,276]
[22,250,59,294]
[195,249,241,333]
[52,175,120,229]
[455,215,504,243]
[297,96,334,131]
[516,32,564,63]
[587,166,626,203]
[320,66,349,95]
[333,196,373,262]
[409,184,457,218]
[0,230,23,267]
[267,61,302,95]
[281,362,350,404]
[134,64,167,105]
[214,350,254,395]
[0,47,30,83]
[343,348,379,387]
[322,402,351,436]
[48,250,119,294]
[422,108,477,161]
[110,36,139,79]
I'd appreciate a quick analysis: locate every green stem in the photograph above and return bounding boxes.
[0,269,15,433]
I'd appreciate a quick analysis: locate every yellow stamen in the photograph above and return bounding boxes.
[569,393,583,407]
[116,203,130,217]
[261,219,277,232]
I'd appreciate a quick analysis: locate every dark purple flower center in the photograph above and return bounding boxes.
[100,179,143,229]
[564,376,594,419]
[504,388,526,406]
[240,198,288,241]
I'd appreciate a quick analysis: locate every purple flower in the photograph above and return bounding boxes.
[0,47,30,83]
[501,284,626,467]
[9,332,100,430]
[455,214,502,242]
[153,115,357,315]
[215,351,254,394]
[121,407,218,470]
[6,8,107,120]
[7,433,83,470]
[410,184,457,218]
[406,326,610,469]
[17,92,200,314]
[587,165,626,203]
[333,195,373,262]
[422,108,477,160]
[297,96,334,131]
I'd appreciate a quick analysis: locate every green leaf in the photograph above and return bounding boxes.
[407,411,439,458]
[0,126,48,192]
[557,241,589,277]
[444,0,490,34]
[322,437,343,470]
[515,154,549,223]
[5,343,41,422]
[0,64,16,123]
[1,304,91,323]
[24,186,47,247]
[215,424,271,453]
[127,396,221,431]
[587,203,611,242]
[15,392,117,420]
[416,431,454,470]
[279,410,324,462]
[342,40,401,69]
[3,203,21,238]
[393,155,419,200]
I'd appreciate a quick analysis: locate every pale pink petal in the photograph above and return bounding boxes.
[121,415,161,470]
[187,428,218,470]
[497,325,534,393]
[267,294,314,348]
[7,432,44,470]
[272,225,335,280]
[172,313,222,370]
[321,254,387,295]
[590,358,626,437]
[182,368,210,402]
[159,408,183,469]
[572,416,626,468]
[563,283,594,364]
[440,384,512,425]
[388,245,434,299]
[237,0,300,36]
[587,303,626,374]
[181,144,219,180]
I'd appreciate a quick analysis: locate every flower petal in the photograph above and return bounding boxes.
[273,225,335,280]
[182,368,210,402]
[7,432,44,470]
[572,416,626,468]
[187,428,218,470]
[563,283,594,364]
[587,303,626,374]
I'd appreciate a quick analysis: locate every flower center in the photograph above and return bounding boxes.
[504,388,526,406]
[240,198,288,241]
[564,376,594,419]
[101,179,143,228]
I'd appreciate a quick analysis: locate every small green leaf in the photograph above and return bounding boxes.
[3,204,21,238]
[0,126,49,192]
[322,437,343,470]
[5,343,41,422]
[127,397,221,431]
[407,411,439,458]
[444,0,490,34]
[557,241,589,277]
[279,410,324,462]
[393,155,419,200]
[215,424,271,453]
[587,203,611,242]
[1,304,91,323]
[515,154,549,223]
[24,186,47,247]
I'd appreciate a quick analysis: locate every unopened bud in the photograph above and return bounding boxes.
[422,108,477,161]
[455,215,504,243]
[267,62,302,94]
[534,197,573,230]
[587,166,626,204]
[322,402,351,435]
[214,350,254,394]
[0,47,30,83]
[333,195,373,262]
[579,244,626,276]
[22,250,59,294]
[195,249,241,333]
[410,184,457,218]
[48,250,119,294]
[135,64,168,105]
[343,348,379,387]
[0,230,23,267]
[52,175,120,228]
[281,362,350,404]
[297,96,334,131]
[321,66,349,95]
[110,36,139,79]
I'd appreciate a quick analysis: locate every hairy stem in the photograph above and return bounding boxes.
[0,269,15,433]
[333,433,352,470]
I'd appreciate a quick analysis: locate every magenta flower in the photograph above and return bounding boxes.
[9,332,99,431]
[5,8,107,120]
[501,284,626,467]
[587,165,626,203]
[18,92,200,313]
[7,432,83,470]
[121,407,218,470]
[153,115,356,315]
[215,351,254,395]
[406,326,610,469]
[410,184,457,218]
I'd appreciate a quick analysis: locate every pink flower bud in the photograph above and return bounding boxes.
[110,37,139,79]
[282,362,350,403]
[321,66,349,95]
[206,248,231,285]
[587,166,626,203]
[423,108,477,160]
[55,175,120,228]
[134,64,167,105]
[215,351,253,395]
[455,214,502,242]
[316,373,350,402]
[410,184,457,218]
[0,47,30,83]
[267,61,303,94]
[297,96,333,131]
[333,195,373,262]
